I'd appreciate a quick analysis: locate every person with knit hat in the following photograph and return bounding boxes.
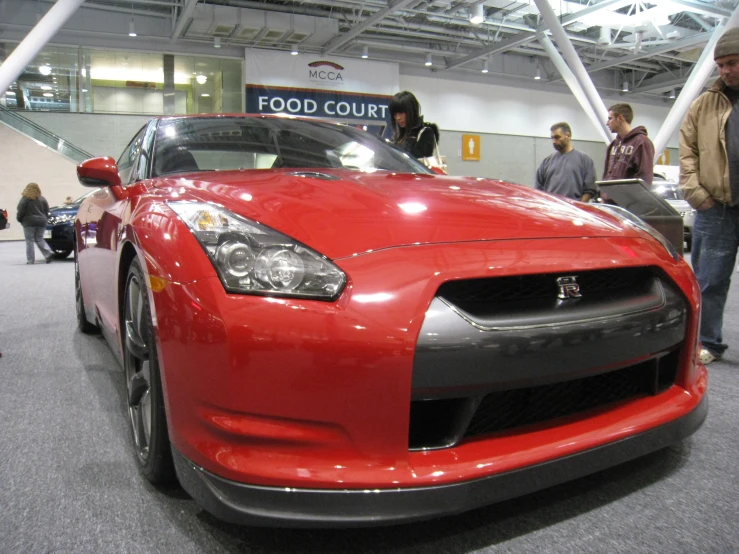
[679,26,739,364]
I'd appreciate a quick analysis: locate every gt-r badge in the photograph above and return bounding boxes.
[556,276,582,299]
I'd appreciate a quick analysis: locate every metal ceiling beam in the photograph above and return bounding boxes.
[321,0,419,54]
[172,0,199,39]
[685,12,713,32]
[443,0,633,71]
[444,32,536,69]
[586,33,711,73]
[669,0,732,19]
[632,74,697,94]
[88,0,179,6]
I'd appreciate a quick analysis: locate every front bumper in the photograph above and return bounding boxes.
[44,223,75,252]
[173,393,707,527]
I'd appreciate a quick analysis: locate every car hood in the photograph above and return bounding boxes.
[49,205,80,216]
[155,170,637,259]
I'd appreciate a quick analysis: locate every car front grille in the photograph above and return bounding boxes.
[408,348,680,450]
[436,266,651,307]
[410,264,689,451]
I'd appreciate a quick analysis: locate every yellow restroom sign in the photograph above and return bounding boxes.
[462,134,481,161]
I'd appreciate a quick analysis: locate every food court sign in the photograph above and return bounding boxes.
[245,50,399,122]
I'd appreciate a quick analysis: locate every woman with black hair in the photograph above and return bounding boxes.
[389,91,440,160]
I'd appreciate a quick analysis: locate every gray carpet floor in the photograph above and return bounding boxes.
[0,239,737,554]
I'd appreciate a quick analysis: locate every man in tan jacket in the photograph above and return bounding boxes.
[680,27,739,364]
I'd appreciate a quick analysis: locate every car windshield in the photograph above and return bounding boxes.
[653,182,684,200]
[152,116,430,177]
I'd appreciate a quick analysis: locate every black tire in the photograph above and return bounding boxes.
[123,259,175,484]
[52,249,73,259]
[75,248,99,334]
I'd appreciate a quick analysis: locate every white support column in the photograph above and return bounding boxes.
[653,6,739,158]
[538,34,612,145]
[0,0,86,95]
[533,0,613,144]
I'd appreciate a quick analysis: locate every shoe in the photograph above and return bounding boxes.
[699,349,720,364]
[26,261,34,264]
[45,256,53,264]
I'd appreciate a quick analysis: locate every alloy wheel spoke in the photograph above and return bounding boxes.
[125,279,149,360]
[128,370,149,407]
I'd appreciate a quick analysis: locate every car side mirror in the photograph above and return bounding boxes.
[77,157,122,188]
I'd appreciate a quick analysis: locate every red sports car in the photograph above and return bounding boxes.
[74,115,706,527]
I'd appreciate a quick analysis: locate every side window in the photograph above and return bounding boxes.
[132,120,158,182]
[117,126,147,185]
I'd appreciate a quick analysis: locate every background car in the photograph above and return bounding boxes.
[73,115,707,527]
[653,177,695,252]
[44,190,96,258]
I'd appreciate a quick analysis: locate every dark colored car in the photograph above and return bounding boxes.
[652,180,695,252]
[44,191,96,258]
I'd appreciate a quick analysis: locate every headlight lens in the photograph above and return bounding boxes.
[168,201,346,300]
[49,213,76,225]
[594,203,680,261]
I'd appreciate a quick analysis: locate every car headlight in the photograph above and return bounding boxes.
[48,213,76,225]
[594,203,680,261]
[168,201,346,300]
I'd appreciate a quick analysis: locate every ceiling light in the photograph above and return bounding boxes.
[128,19,137,37]
[43,92,53,97]
[291,45,299,55]
[196,74,207,84]
[622,80,629,92]
[39,64,51,76]
[470,4,484,25]
[481,60,488,73]
[6,91,15,96]
[214,37,221,48]
[669,88,676,99]
[425,53,433,66]
[41,85,52,91]
[535,67,541,80]
[201,93,210,97]
[361,46,368,59]
[598,26,611,45]
[82,89,88,93]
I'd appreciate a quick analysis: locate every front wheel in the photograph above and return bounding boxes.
[123,259,175,484]
[52,248,72,259]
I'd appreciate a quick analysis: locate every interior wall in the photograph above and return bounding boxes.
[19,112,152,158]
[443,129,678,186]
[400,74,679,148]
[0,123,87,242]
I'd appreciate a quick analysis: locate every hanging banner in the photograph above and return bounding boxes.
[245,50,399,130]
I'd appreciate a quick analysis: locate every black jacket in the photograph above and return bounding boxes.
[395,119,440,159]
[16,196,49,228]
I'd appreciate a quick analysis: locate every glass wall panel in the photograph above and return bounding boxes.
[2,45,78,112]
[0,45,243,116]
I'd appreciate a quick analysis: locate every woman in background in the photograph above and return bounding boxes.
[16,183,54,264]
[389,91,440,159]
